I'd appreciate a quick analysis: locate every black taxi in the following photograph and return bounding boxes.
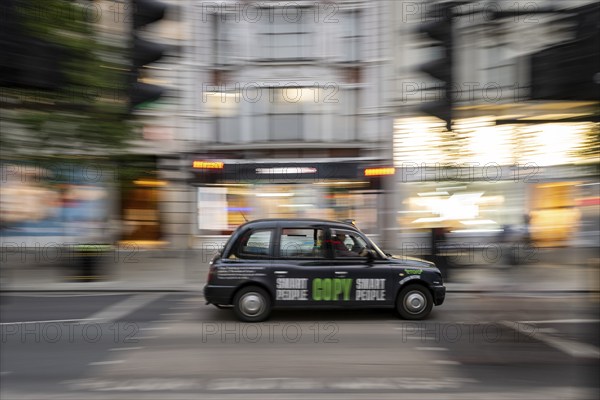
[204,219,445,322]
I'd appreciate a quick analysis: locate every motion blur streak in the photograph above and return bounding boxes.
[0,0,598,399]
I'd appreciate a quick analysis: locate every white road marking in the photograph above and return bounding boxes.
[152,320,179,324]
[416,347,448,351]
[394,326,426,331]
[0,371,13,376]
[63,378,201,391]
[108,347,144,351]
[0,318,99,326]
[432,360,461,365]
[536,328,559,334]
[178,297,204,302]
[518,319,600,324]
[54,386,598,400]
[206,378,291,391]
[62,377,482,394]
[140,327,170,331]
[4,293,129,298]
[160,313,189,316]
[501,321,600,359]
[88,360,125,366]
[129,336,158,340]
[447,294,479,299]
[86,293,165,323]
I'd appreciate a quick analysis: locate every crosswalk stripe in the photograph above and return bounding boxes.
[0,318,98,325]
[416,347,448,351]
[63,377,478,392]
[108,347,144,351]
[501,320,600,359]
[86,293,165,323]
[518,319,600,324]
[88,360,125,366]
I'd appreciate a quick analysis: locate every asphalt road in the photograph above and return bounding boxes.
[1,292,598,400]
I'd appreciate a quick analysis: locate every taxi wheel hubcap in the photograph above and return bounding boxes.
[239,292,265,316]
[404,291,426,314]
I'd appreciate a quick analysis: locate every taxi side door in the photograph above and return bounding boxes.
[329,228,395,307]
[272,224,334,307]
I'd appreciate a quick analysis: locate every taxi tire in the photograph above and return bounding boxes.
[396,285,433,320]
[233,286,271,322]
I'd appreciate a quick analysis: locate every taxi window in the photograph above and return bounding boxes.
[280,228,325,258]
[331,229,369,258]
[234,229,273,258]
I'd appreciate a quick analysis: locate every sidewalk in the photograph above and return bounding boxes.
[1,249,599,292]
[1,249,205,292]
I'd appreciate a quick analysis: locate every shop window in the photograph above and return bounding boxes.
[122,182,162,241]
[198,187,227,232]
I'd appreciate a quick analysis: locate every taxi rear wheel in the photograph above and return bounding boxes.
[396,285,433,320]
[233,286,271,322]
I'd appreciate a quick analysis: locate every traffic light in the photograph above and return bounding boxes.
[417,3,456,131]
[529,3,600,101]
[0,0,66,90]
[129,0,168,109]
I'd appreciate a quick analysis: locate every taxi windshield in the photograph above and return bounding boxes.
[364,235,387,258]
[332,228,387,258]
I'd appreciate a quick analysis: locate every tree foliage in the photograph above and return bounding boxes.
[1,0,135,158]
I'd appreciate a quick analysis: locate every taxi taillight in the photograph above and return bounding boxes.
[207,264,217,282]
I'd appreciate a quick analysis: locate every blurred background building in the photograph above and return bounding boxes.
[1,0,598,263]
[154,0,396,249]
[389,0,599,256]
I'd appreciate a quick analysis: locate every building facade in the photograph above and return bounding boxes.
[389,0,599,254]
[128,0,598,253]
[152,0,396,249]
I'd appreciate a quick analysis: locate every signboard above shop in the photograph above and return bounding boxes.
[190,159,388,183]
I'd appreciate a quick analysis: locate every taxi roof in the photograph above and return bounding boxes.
[236,218,360,231]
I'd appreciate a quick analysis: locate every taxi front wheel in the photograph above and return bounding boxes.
[233,286,271,322]
[396,285,433,320]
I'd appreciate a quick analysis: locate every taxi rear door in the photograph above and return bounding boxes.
[272,224,334,307]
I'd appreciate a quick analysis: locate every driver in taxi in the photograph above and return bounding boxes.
[332,232,361,257]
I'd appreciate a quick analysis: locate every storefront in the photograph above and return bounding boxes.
[393,116,599,250]
[190,158,392,236]
[116,155,164,243]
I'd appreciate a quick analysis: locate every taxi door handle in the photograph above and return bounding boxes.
[335,271,348,275]
[274,271,288,275]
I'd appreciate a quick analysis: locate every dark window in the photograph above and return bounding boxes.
[280,228,325,258]
[234,229,273,258]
